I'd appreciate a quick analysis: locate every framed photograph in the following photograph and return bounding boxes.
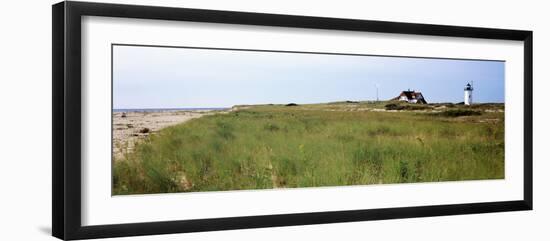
[52,1,533,240]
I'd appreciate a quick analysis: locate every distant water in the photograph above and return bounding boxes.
[113,107,229,113]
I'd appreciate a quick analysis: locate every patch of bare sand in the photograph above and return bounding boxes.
[112,110,225,160]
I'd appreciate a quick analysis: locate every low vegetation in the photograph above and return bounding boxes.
[113,101,505,195]
[436,109,482,117]
[385,103,432,111]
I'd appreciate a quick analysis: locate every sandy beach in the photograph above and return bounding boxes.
[112,110,226,160]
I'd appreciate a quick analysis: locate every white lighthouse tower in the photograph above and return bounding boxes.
[464,82,473,105]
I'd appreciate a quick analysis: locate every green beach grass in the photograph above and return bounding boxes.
[113,101,504,195]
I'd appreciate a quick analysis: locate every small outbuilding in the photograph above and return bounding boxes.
[391,90,428,104]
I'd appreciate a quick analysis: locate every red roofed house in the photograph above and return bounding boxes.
[391,90,428,104]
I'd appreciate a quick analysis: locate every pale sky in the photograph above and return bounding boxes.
[113,45,504,109]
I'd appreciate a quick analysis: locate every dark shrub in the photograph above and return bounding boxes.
[442,103,455,108]
[403,105,431,110]
[386,103,432,111]
[385,103,404,110]
[285,103,299,106]
[438,109,481,117]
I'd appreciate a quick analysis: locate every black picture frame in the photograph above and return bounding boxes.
[52,1,533,240]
